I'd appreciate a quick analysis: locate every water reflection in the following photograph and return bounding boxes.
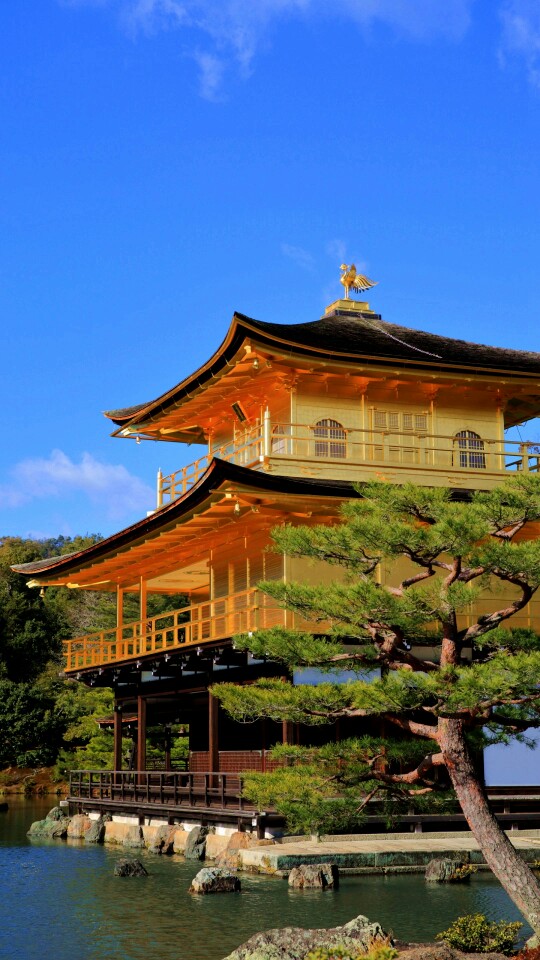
[0,800,531,960]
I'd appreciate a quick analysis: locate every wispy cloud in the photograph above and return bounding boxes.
[60,0,474,97]
[326,239,347,263]
[281,243,315,271]
[0,450,153,520]
[499,1,540,87]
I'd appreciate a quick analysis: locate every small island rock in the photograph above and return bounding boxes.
[114,858,149,877]
[288,863,339,889]
[189,867,241,894]
[425,858,471,883]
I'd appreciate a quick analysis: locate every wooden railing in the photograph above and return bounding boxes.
[157,419,540,506]
[64,588,286,672]
[158,424,263,506]
[69,769,248,811]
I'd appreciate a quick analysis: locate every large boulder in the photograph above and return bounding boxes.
[223,914,388,960]
[189,867,241,894]
[146,824,176,855]
[425,858,473,883]
[85,816,107,844]
[67,814,93,839]
[113,858,148,877]
[215,830,254,870]
[288,863,339,890]
[184,825,208,860]
[123,825,145,849]
[27,808,71,840]
[173,829,189,854]
[205,833,230,860]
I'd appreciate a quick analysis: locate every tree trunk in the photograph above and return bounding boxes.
[438,718,540,935]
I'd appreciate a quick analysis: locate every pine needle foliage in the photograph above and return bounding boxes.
[213,476,540,828]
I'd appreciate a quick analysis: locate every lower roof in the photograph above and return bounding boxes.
[12,460,357,588]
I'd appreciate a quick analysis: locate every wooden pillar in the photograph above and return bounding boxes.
[282,720,294,745]
[113,705,123,773]
[208,691,219,773]
[116,585,124,645]
[139,576,147,621]
[137,696,147,772]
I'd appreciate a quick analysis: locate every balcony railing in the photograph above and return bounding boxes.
[69,769,249,811]
[64,587,286,672]
[157,424,263,506]
[157,420,540,507]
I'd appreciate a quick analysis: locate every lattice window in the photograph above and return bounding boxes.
[312,419,347,459]
[454,430,486,469]
[373,410,428,433]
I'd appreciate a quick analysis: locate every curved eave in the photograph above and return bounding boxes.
[11,459,357,585]
[104,310,540,432]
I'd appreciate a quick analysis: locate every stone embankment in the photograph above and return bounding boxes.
[27,811,540,884]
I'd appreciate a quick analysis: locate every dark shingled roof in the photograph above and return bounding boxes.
[242,310,540,373]
[103,308,540,427]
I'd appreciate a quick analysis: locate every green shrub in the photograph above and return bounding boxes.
[436,914,522,954]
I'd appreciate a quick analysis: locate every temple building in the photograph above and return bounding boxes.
[13,278,540,829]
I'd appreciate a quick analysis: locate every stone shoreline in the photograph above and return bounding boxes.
[27,808,540,882]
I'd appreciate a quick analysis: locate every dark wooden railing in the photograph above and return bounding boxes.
[69,769,249,812]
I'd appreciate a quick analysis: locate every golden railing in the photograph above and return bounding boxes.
[157,421,540,507]
[64,588,286,672]
[157,424,263,506]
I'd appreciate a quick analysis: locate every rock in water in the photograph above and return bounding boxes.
[189,868,241,894]
[67,814,92,839]
[222,914,388,960]
[27,807,71,839]
[85,816,107,844]
[425,858,470,883]
[114,858,149,877]
[288,863,339,889]
[147,824,176,855]
[184,825,208,860]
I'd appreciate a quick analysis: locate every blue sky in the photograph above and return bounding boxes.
[2,0,540,539]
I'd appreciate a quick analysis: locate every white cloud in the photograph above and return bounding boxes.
[60,0,474,96]
[499,1,540,87]
[281,242,315,271]
[326,238,347,262]
[192,51,226,100]
[0,450,153,520]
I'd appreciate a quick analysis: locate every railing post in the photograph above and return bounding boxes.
[263,407,271,458]
[157,468,163,508]
[520,443,530,472]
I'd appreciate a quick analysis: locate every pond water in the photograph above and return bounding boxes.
[0,799,531,960]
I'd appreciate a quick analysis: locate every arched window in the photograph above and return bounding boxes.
[454,430,486,469]
[313,419,346,459]
[271,423,291,455]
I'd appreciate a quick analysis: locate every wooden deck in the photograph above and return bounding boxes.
[68,771,540,832]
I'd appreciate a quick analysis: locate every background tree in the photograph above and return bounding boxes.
[214,475,540,935]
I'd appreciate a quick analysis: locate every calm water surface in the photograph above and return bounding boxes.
[0,799,531,960]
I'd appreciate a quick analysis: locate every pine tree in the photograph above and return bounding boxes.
[213,475,540,935]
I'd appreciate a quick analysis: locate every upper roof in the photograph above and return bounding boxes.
[104,308,540,433]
